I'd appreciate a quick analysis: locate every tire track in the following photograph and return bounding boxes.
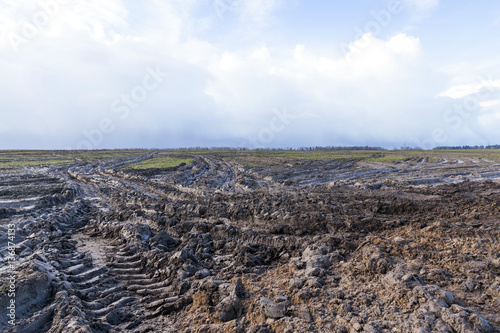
[57,234,140,331]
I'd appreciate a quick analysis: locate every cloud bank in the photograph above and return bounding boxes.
[0,0,499,149]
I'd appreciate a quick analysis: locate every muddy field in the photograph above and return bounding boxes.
[0,150,499,332]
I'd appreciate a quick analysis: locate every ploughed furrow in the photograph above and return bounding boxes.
[170,156,240,191]
[173,156,210,186]
[106,170,192,203]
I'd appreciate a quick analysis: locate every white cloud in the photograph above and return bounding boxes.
[439,80,500,99]
[405,0,439,13]
[479,99,500,109]
[203,33,451,148]
[238,0,283,24]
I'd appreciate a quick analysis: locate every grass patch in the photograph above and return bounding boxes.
[0,150,148,169]
[65,150,146,161]
[0,159,73,169]
[2,149,500,170]
[125,156,194,170]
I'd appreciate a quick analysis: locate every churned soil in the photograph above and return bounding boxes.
[0,152,499,332]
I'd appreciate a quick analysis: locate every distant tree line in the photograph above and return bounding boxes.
[170,147,245,151]
[168,146,386,151]
[295,146,385,151]
[119,145,500,151]
[433,145,500,150]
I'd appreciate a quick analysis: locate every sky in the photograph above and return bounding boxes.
[0,0,499,149]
